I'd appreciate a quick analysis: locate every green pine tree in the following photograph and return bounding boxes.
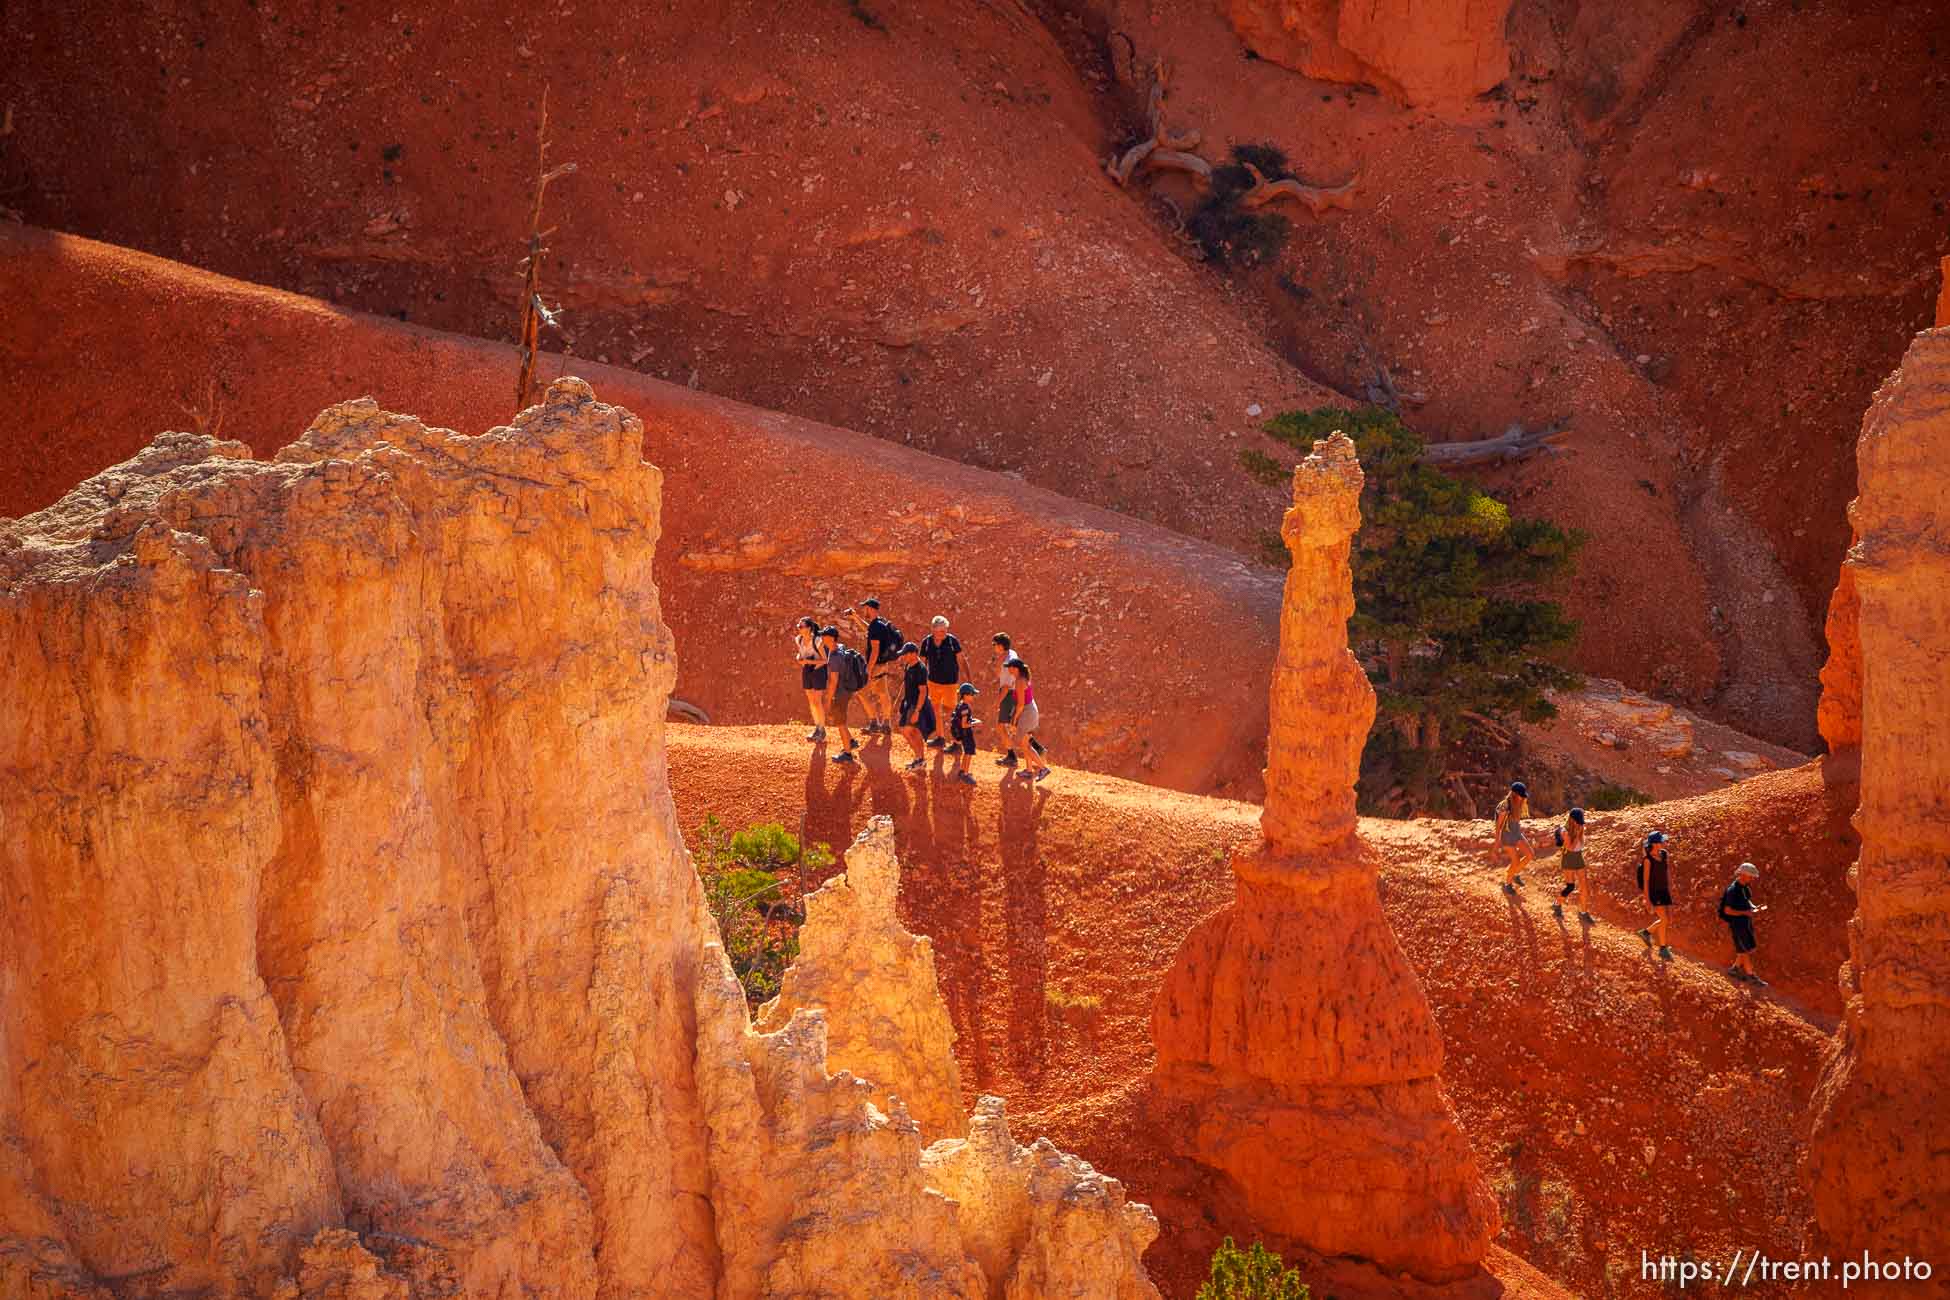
[1195,1237,1312,1300]
[1248,406,1585,812]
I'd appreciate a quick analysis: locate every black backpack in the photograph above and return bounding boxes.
[835,645,869,692]
[876,621,904,661]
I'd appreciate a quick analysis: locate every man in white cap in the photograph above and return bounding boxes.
[1718,862,1767,984]
[917,615,968,749]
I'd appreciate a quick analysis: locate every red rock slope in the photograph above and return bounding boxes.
[0,225,1282,798]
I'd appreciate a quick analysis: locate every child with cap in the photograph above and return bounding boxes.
[948,682,981,785]
[1495,781,1533,891]
[1719,863,1766,984]
[1637,830,1675,958]
[895,643,935,770]
[1552,807,1593,923]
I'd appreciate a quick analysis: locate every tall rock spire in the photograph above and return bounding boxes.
[1151,432,1496,1282]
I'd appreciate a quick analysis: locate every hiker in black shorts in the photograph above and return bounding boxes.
[1637,830,1675,959]
[1552,807,1593,923]
[919,616,968,749]
[793,616,828,742]
[895,643,936,771]
[991,634,1020,767]
[1719,862,1766,984]
[818,625,862,764]
[845,597,902,738]
[1495,782,1533,891]
[948,682,981,785]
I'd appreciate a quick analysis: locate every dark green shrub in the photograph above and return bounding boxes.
[1195,1237,1312,1300]
[1585,783,1654,811]
[1251,406,1586,812]
[1189,144,1295,267]
[692,816,832,1004]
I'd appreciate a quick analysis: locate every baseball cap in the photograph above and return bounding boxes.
[819,625,839,639]
[860,597,880,609]
[1510,781,1528,798]
[1645,830,1671,846]
[899,641,919,656]
[1569,807,1585,825]
[957,682,979,696]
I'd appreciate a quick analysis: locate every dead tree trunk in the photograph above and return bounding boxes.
[515,86,577,412]
[1420,421,1572,468]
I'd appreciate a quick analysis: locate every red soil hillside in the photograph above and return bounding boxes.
[9,2,1943,745]
[0,225,1283,797]
[1086,0,1950,749]
[665,724,1845,1300]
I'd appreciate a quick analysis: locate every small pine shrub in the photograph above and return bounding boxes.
[1189,144,1295,267]
[1195,1237,1312,1300]
[692,817,832,1004]
[1585,783,1654,811]
[1238,448,1288,487]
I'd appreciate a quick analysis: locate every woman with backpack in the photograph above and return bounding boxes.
[819,625,865,763]
[1552,807,1592,923]
[1494,781,1533,891]
[793,616,829,742]
[1637,830,1675,959]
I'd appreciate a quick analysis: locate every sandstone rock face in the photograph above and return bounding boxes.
[1153,434,1496,1281]
[758,818,966,1142]
[1261,435,1374,856]
[1,381,1161,1300]
[1817,546,1862,757]
[1807,329,1950,1277]
[1226,0,1514,109]
[923,1097,1160,1300]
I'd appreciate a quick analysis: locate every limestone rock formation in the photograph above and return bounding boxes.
[1152,435,1497,1281]
[0,380,1161,1300]
[758,818,966,1142]
[923,1097,1160,1300]
[1226,0,1515,110]
[1807,329,1950,1276]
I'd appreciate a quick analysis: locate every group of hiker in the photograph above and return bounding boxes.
[790,600,1051,787]
[1490,781,1770,985]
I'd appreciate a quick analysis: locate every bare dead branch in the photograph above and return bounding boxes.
[1422,420,1573,468]
[516,86,575,412]
[1144,149,1212,182]
[1239,162,1357,215]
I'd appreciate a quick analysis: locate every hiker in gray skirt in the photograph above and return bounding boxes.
[1006,655,1050,782]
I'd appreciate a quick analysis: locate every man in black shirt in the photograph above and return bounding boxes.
[845,597,902,737]
[1719,862,1766,985]
[918,615,967,749]
[894,643,935,770]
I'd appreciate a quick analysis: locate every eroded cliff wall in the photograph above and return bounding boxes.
[1806,329,1950,1279]
[0,382,1160,1300]
[1150,435,1496,1282]
[1225,0,1514,109]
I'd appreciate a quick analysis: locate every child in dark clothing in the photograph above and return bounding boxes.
[949,682,980,785]
[895,644,935,771]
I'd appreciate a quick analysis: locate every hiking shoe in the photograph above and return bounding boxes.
[1658,945,1673,961]
[926,737,947,749]
[832,751,857,765]
[1033,767,1051,782]
[1512,874,1526,887]
[996,753,1018,767]
[904,758,926,772]
[1726,966,1749,981]
[1501,882,1518,895]
[1550,902,1564,917]
[1748,975,1769,987]
[848,737,861,751]
[1637,928,1654,945]
[957,772,977,786]
[1579,911,1597,924]
[807,727,826,742]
